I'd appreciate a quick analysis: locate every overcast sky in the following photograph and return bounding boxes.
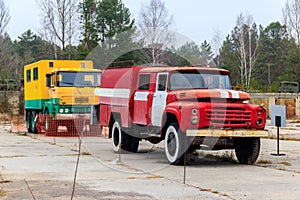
[4,0,286,44]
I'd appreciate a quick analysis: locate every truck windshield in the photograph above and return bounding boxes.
[202,74,231,89]
[169,72,231,90]
[57,72,101,87]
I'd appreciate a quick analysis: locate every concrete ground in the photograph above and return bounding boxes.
[0,123,300,200]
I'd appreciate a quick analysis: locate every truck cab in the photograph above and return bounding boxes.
[24,60,101,133]
[99,65,268,165]
[45,68,101,115]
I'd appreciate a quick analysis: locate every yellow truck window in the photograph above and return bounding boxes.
[26,69,31,82]
[33,67,38,80]
[57,72,101,87]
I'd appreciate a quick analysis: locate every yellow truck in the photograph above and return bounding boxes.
[24,60,101,133]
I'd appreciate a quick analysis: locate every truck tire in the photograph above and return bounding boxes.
[30,111,38,133]
[129,136,139,153]
[44,109,50,131]
[164,123,185,165]
[27,111,32,133]
[234,137,260,164]
[111,120,130,152]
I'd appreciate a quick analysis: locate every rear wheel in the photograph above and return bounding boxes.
[164,123,185,165]
[30,111,37,133]
[111,120,130,152]
[234,137,260,164]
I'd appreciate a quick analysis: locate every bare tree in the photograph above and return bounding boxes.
[37,0,79,59]
[282,0,300,46]
[235,13,258,91]
[211,27,223,68]
[138,0,174,65]
[0,0,12,86]
[0,0,10,36]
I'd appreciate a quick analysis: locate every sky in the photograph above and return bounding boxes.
[4,0,286,45]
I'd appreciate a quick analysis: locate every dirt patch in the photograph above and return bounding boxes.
[1,180,155,200]
[0,189,6,197]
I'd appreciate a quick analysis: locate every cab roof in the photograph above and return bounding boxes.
[50,68,102,73]
[138,66,230,75]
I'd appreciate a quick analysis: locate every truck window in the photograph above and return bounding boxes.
[169,73,206,90]
[46,74,51,87]
[202,74,231,89]
[57,72,101,87]
[138,74,150,90]
[33,67,38,80]
[26,69,31,82]
[158,74,167,91]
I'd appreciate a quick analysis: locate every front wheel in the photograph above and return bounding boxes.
[234,137,260,164]
[44,109,50,131]
[164,123,185,165]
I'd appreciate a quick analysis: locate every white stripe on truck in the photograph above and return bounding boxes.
[230,90,240,98]
[94,88,130,98]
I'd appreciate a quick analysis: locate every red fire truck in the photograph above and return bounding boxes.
[98,65,268,165]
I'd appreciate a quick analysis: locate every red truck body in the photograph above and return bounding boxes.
[98,65,268,165]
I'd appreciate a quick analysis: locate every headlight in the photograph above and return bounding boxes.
[59,108,64,113]
[64,108,69,113]
[191,116,199,125]
[256,119,263,127]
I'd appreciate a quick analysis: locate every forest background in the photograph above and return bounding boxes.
[0,0,300,93]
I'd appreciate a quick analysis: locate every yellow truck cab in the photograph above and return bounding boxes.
[24,60,101,133]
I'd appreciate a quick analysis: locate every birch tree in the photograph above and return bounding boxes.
[0,0,10,36]
[37,0,79,59]
[211,28,223,68]
[282,0,300,46]
[0,0,12,87]
[138,0,174,65]
[233,13,258,91]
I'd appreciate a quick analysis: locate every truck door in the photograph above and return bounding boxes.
[151,73,168,127]
[49,72,57,99]
[133,74,151,125]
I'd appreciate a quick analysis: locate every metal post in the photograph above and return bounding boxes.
[277,126,280,155]
[183,134,187,184]
[271,116,286,156]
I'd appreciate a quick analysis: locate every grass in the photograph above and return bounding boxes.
[257,159,273,164]
[127,175,162,180]
[81,152,91,156]
[146,175,162,179]
[205,152,238,164]
[280,161,292,166]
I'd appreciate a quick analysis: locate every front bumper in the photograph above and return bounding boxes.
[186,129,269,138]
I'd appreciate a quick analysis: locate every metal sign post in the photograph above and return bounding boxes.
[270,105,286,156]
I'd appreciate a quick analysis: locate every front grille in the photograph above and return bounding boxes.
[205,106,251,128]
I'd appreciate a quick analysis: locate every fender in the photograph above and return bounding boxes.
[162,106,182,133]
[43,101,54,115]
